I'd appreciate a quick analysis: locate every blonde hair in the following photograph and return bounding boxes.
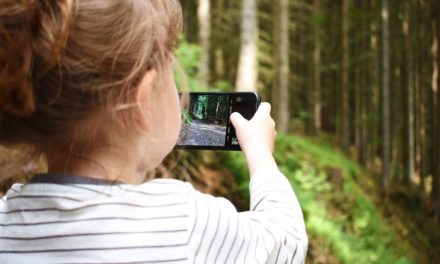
[0,0,182,154]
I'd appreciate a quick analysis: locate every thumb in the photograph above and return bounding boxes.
[230,112,247,129]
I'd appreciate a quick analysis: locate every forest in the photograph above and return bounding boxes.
[0,0,439,263]
[174,0,439,263]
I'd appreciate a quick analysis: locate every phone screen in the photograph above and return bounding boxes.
[176,92,260,150]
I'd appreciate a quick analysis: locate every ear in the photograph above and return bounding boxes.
[133,69,158,130]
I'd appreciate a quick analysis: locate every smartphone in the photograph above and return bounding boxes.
[175,92,260,151]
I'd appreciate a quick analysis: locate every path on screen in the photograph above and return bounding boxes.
[182,120,226,146]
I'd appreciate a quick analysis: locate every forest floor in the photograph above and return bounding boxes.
[221,134,439,264]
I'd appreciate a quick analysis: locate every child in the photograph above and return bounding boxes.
[0,0,308,263]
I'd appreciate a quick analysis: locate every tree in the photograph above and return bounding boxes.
[381,0,391,195]
[235,0,258,92]
[197,0,210,87]
[415,0,428,192]
[431,0,440,222]
[277,0,290,133]
[403,0,416,186]
[312,0,322,135]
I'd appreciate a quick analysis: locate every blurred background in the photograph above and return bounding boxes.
[1,0,439,263]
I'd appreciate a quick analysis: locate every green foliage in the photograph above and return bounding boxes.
[175,36,200,77]
[221,151,250,204]
[174,37,232,92]
[174,37,204,91]
[224,134,417,264]
[212,80,233,91]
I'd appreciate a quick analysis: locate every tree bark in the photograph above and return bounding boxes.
[277,0,290,133]
[235,0,258,92]
[213,0,225,81]
[366,0,379,170]
[359,0,369,166]
[381,0,391,196]
[272,0,280,124]
[431,2,440,222]
[313,0,322,135]
[415,0,427,192]
[403,1,416,186]
[197,0,211,87]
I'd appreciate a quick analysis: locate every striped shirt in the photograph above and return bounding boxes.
[0,170,308,264]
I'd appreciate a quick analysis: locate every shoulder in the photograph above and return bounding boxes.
[141,178,195,192]
[119,179,197,199]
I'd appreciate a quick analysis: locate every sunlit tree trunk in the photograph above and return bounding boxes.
[197,0,210,87]
[381,0,391,196]
[415,0,427,192]
[312,0,322,135]
[277,0,290,133]
[403,1,415,186]
[236,0,258,92]
[272,0,279,124]
[431,3,440,222]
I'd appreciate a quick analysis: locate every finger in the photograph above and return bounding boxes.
[230,112,247,128]
[255,102,271,119]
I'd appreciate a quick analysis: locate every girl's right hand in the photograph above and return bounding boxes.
[230,102,278,176]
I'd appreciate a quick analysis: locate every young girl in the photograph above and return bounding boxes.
[0,0,308,263]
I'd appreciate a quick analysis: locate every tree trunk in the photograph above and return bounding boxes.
[431,2,440,222]
[235,0,258,92]
[415,0,427,192]
[366,0,379,170]
[211,0,227,82]
[197,0,211,87]
[341,0,350,152]
[277,0,290,133]
[381,0,391,196]
[272,0,280,125]
[403,1,416,186]
[359,0,369,166]
[354,0,363,162]
[312,0,322,135]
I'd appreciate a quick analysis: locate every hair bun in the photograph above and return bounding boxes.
[0,0,74,118]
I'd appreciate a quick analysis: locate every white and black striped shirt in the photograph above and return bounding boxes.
[0,170,307,264]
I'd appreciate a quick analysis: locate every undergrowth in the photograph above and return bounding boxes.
[223,133,418,264]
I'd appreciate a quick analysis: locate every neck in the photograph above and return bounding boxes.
[46,147,145,184]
